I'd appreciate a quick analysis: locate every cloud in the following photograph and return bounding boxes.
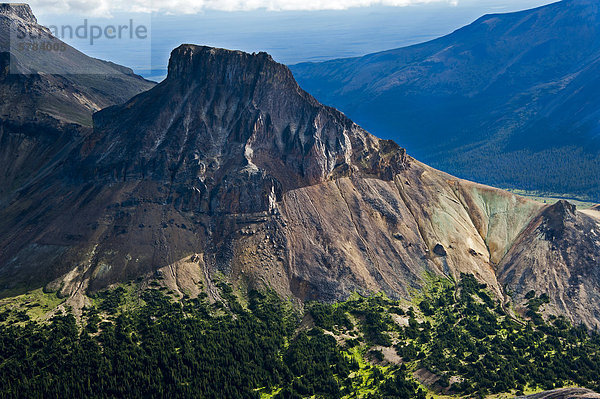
[24,0,459,17]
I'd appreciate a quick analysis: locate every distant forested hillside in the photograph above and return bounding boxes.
[291,0,600,201]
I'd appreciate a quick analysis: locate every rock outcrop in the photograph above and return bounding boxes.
[0,3,37,23]
[500,200,600,325]
[517,388,600,399]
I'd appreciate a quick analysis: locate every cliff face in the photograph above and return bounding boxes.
[1,42,600,327]
[86,46,404,190]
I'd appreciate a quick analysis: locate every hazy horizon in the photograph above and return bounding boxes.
[31,0,557,80]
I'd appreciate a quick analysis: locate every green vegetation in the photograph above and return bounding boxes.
[437,147,600,202]
[409,274,600,395]
[0,288,66,324]
[308,275,600,396]
[505,189,596,209]
[0,275,599,398]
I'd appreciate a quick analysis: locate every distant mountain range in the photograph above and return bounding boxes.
[291,0,600,201]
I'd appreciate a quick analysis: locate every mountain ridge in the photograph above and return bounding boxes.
[0,3,155,126]
[3,5,600,398]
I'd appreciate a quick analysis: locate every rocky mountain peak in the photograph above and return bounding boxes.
[541,200,577,240]
[167,45,290,86]
[0,3,36,24]
[89,45,406,194]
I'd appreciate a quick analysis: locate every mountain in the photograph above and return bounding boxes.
[0,4,154,233]
[2,41,600,327]
[0,4,155,125]
[290,0,600,200]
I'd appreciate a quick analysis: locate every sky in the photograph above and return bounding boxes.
[23,0,465,16]
[22,0,558,80]
[24,0,556,17]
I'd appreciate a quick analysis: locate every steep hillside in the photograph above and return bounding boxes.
[0,4,155,125]
[0,4,155,205]
[291,0,600,200]
[1,43,599,328]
